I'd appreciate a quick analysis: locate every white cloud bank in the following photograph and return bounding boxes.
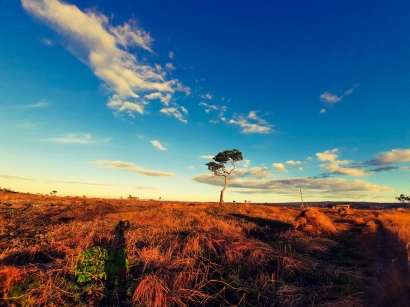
[192,174,392,194]
[367,148,410,166]
[22,0,189,121]
[89,160,175,177]
[316,148,369,176]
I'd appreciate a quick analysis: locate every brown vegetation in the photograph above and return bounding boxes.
[0,191,409,306]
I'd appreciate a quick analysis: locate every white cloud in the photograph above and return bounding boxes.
[239,159,251,168]
[200,155,215,159]
[320,92,342,104]
[188,166,194,169]
[367,148,410,166]
[165,63,176,70]
[229,112,273,134]
[160,107,187,123]
[316,148,339,162]
[199,102,227,124]
[150,140,167,151]
[316,148,369,176]
[40,133,109,144]
[89,160,175,177]
[19,100,48,108]
[144,92,171,106]
[286,160,308,168]
[180,106,188,115]
[248,111,268,124]
[272,163,286,171]
[319,85,359,109]
[22,0,189,120]
[200,92,213,100]
[168,51,174,59]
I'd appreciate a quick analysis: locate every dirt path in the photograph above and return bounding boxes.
[368,219,410,307]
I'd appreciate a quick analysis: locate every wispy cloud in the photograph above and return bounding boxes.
[89,160,175,177]
[40,133,109,144]
[160,107,188,123]
[40,38,53,46]
[319,84,359,113]
[168,51,175,59]
[368,166,399,172]
[198,102,227,123]
[22,0,189,120]
[19,100,48,108]
[229,111,273,134]
[165,63,176,71]
[150,140,167,151]
[200,92,213,100]
[366,148,410,166]
[135,186,160,190]
[0,174,33,181]
[286,160,308,170]
[44,179,115,186]
[320,92,342,104]
[144,93,172,106]
[200,155,215,159]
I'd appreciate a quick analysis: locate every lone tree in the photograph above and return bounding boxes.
[396,194,410,203]
[206,149,243,205]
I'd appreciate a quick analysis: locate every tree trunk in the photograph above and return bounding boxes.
[219,175,229,206]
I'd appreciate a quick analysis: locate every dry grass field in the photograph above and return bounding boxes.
[0,190,409,306]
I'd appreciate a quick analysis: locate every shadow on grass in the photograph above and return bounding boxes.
[0,248,66,266]
[101,220,130,307]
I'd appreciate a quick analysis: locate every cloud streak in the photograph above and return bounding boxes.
[40,133,109,144]
[0,174,33,181]
[44,179,115,186]
[150,140,167,151]
[89,160,175,177]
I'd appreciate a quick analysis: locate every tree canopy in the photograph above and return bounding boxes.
[206,149,243,177]
[206,149,243,205]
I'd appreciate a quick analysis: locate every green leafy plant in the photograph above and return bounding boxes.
[74,246,129,283]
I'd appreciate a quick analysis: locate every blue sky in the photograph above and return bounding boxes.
[1,0,409,202]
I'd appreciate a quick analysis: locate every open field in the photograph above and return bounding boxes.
[0,190,409,306]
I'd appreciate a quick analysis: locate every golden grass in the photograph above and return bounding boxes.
[294,207,338,235]
[1,192,409,306]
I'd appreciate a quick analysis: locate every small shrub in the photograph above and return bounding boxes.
[75,246,129,283]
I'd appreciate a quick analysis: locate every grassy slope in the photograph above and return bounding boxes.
[0,192,409,306]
